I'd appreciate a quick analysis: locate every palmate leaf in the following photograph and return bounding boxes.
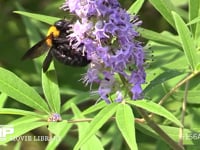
[0,67,49,113]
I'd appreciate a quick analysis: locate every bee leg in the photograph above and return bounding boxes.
[42,49,53,72]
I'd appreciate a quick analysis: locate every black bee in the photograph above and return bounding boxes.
[22,19,90,72]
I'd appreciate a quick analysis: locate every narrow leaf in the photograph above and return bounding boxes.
[0,67,49,113]
[10,116,43,125]
[187,16,200,26]
[149,0,176,28]
[137,123,200,145]
[189,0,200,36]
[0,119,47,145]
[138,28,182,50]
[46,121,72,150]
[116,104,138,150]
[15,4,44,72]
[172,11,199,70]
[128,0,144,14]
[71,104,104,150]
[0,108,47,118]
[42,70,61,113]
[82,101,107,115]
[144,70,184,93]
[74,103,118,150]
[127,100,182,127]
[0,93,7,108]
[61,93,90,113]
[13,11,60,24]
[174,90,200,104]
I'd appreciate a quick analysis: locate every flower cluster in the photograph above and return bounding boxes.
[61,0,146,103]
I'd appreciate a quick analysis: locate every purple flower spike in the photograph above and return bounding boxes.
[61,0,146,103]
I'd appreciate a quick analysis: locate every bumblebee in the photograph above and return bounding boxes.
[22,19,90,72]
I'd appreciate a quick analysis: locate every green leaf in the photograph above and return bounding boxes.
[60,87,91,96]
[0,67,49,113]
[172,11,199,70]
[42,70,61,113]
[187,16,200,26]
[144,70,184,93]
[15,4,44,72]
[0,93,7,108]
[189,0,200,36]
[71,103,104,150]
[15,6,41,45]
[82,101,107,115]
[13,11,60,25]
[136,123,200,145]
[138,28,182,50]
[127,100,182,127]
[46,121,72,150]
[128,0,144,14]
[13,142,21,150]
[0,108,47,118]
[61,92,90,113]
[0,117,47,145]
[116,104,138,150]
[10,116,43,125]
[101,124,123,150]
[173,90,200,104]
[171,0,187,6]
[74,103,118,150]
[149,0,176,28]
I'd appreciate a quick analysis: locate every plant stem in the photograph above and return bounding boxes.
[158,71,199,105]
[136,107,184,150]
[179,80,189,146]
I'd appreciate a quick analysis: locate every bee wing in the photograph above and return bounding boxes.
[21,35,51,60]
[42,48,53,72]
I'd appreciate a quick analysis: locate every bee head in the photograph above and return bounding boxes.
[54,19,71,31]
